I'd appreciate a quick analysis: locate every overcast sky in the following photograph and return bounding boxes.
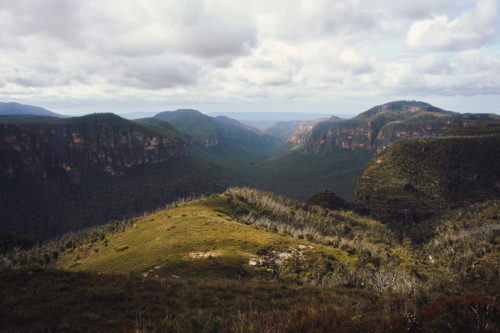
[1,0,499,116]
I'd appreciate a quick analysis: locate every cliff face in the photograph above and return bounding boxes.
[0,114,186,178]
[352,126,500,232]
[298,101,500,153]
[287,117,334,144]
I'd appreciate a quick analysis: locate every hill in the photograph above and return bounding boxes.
[2,188,499,331]
[207,111,333,131]
[296,100,500,153]
[155,109,273,147]
[0,113,187,178]
[0,114,228,238]
[0,102,63,117]
[353,125,500,237]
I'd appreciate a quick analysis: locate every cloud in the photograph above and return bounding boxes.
[393,0,462,19]
[113,57,203,90]
[339,49,373,75]
[414,54,451,74]
[0,0,499,114]
[406,0,499,50]
[255,0,378,40]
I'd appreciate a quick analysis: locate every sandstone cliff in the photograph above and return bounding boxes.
[0,113,186,178]
[294,101,500,153]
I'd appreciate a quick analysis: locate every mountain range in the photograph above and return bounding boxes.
[1,100,500,238]
[0,102,64,118]
[1,123,499,331]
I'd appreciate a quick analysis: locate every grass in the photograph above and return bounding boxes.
[0,268,420,332]
[2,191,500,331]
[54,195,340,279]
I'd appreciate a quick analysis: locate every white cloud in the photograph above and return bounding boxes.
[406,0,499,50]
[339,49,374,75]
[0,0,499,114]
[393,0,463,19]
[414,54,451,74]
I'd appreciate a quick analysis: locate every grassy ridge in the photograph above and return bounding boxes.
[2,189,499,331]
[54,195,339,280]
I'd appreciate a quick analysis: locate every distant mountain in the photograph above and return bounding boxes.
[353,124,500,234]
[154,109,274,147]
[207,112,335,131]
[207,111,333,122]
[297,101,500,152]
[264,120,302,139]
[0,102,63,117]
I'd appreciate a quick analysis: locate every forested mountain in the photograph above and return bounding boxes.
[1,101,499,332]
[290,100,500,152]
[353,124,500,238]
[0,113,186,178]
[1,101,499,239]
[155,109,274,147]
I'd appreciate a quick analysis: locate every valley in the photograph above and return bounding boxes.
[1,100,499,332]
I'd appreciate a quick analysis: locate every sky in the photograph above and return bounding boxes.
[0,0,499,116]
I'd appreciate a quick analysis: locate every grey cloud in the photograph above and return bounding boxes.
[393,0,461,19]
[114,59,202,90]
[182,23,257,60]
[0,0,83,43]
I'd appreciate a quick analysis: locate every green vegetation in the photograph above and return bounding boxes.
[133,117,183,140]
[0,114,58,124]
[251,146,372,201]
[2,106,499,331]
[154,109,266,146]
[0,268,421,332]
[2,188,499,331]
[0,156,226,238]
[306,189,349,210]
[307,100,500,152]
[354,126,500,237]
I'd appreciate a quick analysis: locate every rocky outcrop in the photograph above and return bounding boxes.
[0,114,186,178]
[299,101,500,153]
[287,117,336,144]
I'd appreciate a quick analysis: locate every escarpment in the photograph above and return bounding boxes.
[0,114,186,178]
[292,101,500,153]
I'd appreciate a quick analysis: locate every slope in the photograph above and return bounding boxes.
[53,194,345,280]
[2,189,499,332]
[353,124,500,236]
[0,114,225,238]
[154,109,272,147]
[303,100,500,152]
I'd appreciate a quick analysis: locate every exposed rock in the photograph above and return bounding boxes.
[0,113,186,178]
[295,101,500,153]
